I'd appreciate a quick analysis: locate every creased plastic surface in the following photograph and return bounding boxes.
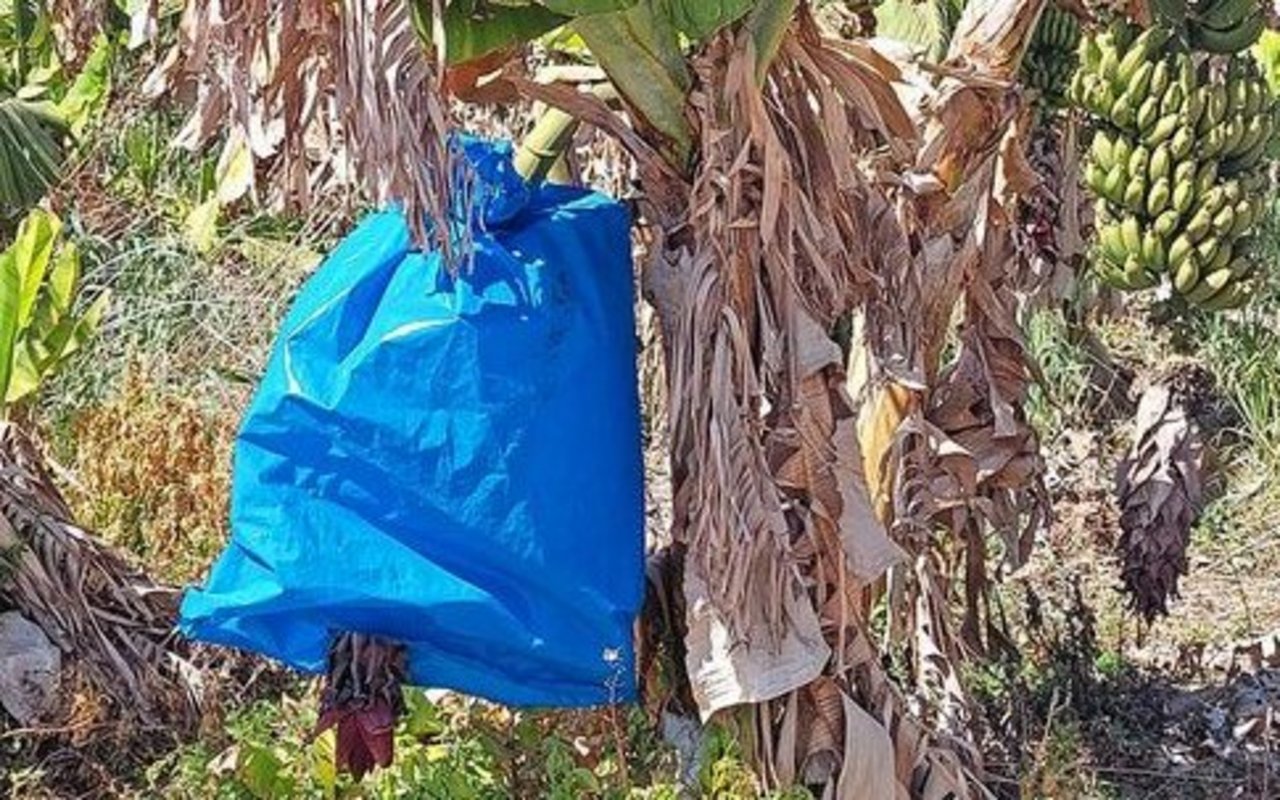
[180,140,644,707]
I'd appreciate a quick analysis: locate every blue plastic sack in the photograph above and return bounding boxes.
[180,140,645,707]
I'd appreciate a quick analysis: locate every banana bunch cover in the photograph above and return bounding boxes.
[1070,17,1277,310]
[1023,4,1082,108]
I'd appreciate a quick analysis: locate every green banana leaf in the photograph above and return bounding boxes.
[663,0,755,41]
[58,35,113,137]
[0,210,106,410]
[0,96,65,211]
[874,0,960,60]
[572,0,692,165]
[419,0,637,65]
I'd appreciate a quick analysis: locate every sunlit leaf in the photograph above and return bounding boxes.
[0,250,20,407]
[11,208,59,328]
[4,338,39,404]
[58,35,114,137]
[215,126,254,204]
[47,241,77,314]
[184,198,221,254]
[873,0,956,59]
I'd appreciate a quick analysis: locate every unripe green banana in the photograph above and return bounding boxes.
[1161,83,1186,117]
[1229,198,1254,237]
[1099,222,1129,264]
[1170,126,1195,160]
[1121,215,1143,254]
[1080,35,1102,72]
[1186,267,1234,303]
[1169,230,1195,263]
[1213,204,1236,235]
[1172,179,1196,214]
[1200,128,1226,159]
[1173,251,1201,294]
[1174,159,1197,185]
[1228,134,1269,171]
[1199,185,1226,216]
[1188,86,1210,131]
[1124,175,1147,211]
[1112,94,1137,128]
[1154,209,1181,237]
[1137,95,1161,132]
[1091,130,1116,169]
[1199,279,1249,310]
[1233,115,1267,158]
[1117,26,1173,85]
[1123,254,1159,288]
[1146,114,1180,146]
[1130,61,1155,100]
[1150,59,1172,98]
[1105,164,1128,202]
[1177,52,1197,96]
[1142,229,1168,269]
[1147,177,1172,215]
[1128,145,1150,178]
[1221,119,1245,155]
[1149,143,1173,182]
[1195,160,1219,195]
[1196,234,1222,265]
[1243,77,1263,116]
[1085,162,1107,194]
[1227,76,1248,115]
[1209,83,1229,125]
[1209,238,1234,272]
[1185,207,1214,241]
[1113,136,1134,167]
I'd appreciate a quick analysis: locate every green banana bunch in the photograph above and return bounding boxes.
[1071,17,1278,311]
[1022,3,1081,107]
[1188,0,1264,54]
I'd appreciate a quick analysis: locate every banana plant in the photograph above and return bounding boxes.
[415,0,771,172]
[0,1,114,218]
[0,208,108,419]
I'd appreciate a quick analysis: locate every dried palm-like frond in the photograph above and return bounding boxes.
[0,424,203,730]
[847,0,1050,736]
[1115,372,1207,622]
[598,7,992,793]
[139,0,461,256]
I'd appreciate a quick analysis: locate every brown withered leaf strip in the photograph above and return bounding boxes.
[597,5,990,794]
[1115,380,1205,622]
[138,0,463,258]
[0,423,205,731]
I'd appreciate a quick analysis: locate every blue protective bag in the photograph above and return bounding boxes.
[180,140,644,707]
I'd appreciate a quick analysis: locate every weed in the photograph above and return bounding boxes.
[63,366,236,584]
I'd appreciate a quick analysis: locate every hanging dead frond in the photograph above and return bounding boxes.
[138,0,462,256]
[1115,371,1208,622]
[615,8,985,794]
[0,424,204,730]
[844,0,1051,739]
